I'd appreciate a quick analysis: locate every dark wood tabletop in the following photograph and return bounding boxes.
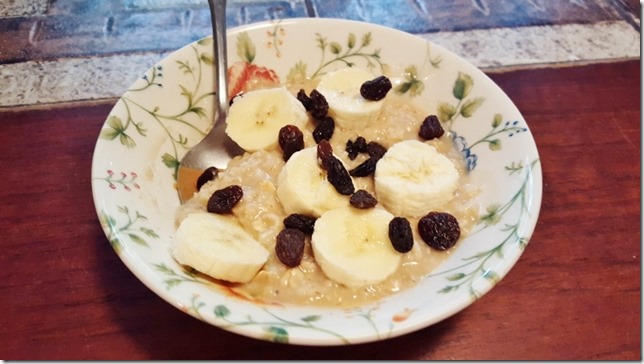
[1,58,639,360]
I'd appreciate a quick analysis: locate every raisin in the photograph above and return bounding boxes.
[283,213,317,235]
[313,116,335,143]
[349,158,378,177]
[206,185,243,214]
[349,142,386,177]
[355,137,368,152]
[419,115,445,140]
[327,162,355,195]
[316,138,334,166]
[345,136,367,160]
[279,125,305,161]
[346,141,359,160]
[388,217,414,253]
[349,189,378,209]
[196,166,220,191]
[275,228,306,267]
[317,140,355,195]
[418,212,460,251]
[366,141,387,159]
[309,89,329,120]
[360,75,392,101]
[296,89,312,111]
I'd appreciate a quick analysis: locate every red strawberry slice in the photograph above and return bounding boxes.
[227,61,280,100]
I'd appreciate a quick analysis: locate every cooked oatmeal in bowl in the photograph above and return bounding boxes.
[173,67,481,307]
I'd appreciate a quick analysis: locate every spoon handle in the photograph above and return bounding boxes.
[208,0,228,117]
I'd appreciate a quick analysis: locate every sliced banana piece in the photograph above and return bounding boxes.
[172,212,269,283]
[375,139,459,217]
[225,86,309,152]
[276,146,352,217]
[316,67,384,130]
[311,205,401,288]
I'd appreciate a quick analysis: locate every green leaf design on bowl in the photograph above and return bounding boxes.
[429,158,540,299]
[99,205,158,253]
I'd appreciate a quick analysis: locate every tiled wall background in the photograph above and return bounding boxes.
[0,0,640,107]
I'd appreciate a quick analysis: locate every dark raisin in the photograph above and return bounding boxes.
[317,140,355,195]
[360,75,392,101]
[313,116,335,143]
[388,217,414,253]
[349,189,378,209]
[309,89,329,119]
[327,161,355,195]
[278,125,305,161]
[345,136,367,160]
[419,114,445,140]
[366,141,387,159]
[316,138,334,166]
[275,228,306,267]
[349,142,386,177]
[296,89,312,111]
[418,212,461,251]
[346,142,358,160]
[196,166,220,191]
[354,137,368,152]
[349,158,378,177]
[283,213,317,235]
[206,185,243,214]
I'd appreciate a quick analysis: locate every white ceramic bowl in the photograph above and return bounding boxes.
[91,18,542,345]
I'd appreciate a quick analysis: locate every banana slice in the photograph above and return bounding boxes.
[225,86,309,152]
[374,139,459,217]
[316,67,384,130]
[276,146,352,217]
[172,212,269,283]
[311,205,401,288]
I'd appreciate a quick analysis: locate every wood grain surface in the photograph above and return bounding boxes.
[0,59,639,360]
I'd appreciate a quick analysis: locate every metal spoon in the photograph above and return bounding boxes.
[176,0,243,203]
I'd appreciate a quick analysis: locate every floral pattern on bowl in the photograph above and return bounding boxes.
[91,18,542,345]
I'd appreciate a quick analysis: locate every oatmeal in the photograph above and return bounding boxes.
[174,69,480,307]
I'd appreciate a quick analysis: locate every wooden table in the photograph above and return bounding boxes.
[0,58,639,360]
